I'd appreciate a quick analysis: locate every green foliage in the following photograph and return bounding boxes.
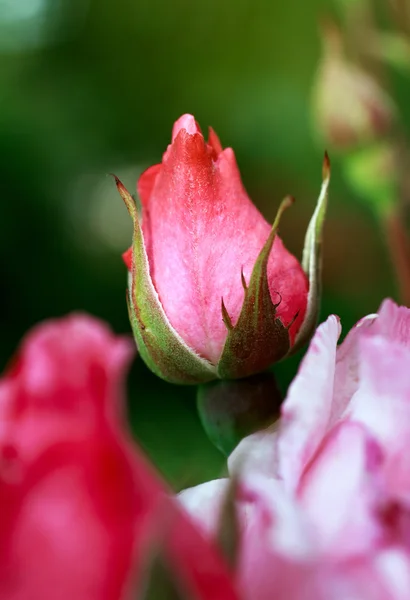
[343,144,396,216]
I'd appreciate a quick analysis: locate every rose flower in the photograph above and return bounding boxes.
[116,115,330,384]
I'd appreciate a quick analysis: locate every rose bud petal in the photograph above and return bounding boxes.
[0,314,238,600]
[116,115,330,384]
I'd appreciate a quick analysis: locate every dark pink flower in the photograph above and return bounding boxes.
[0,314,237,600]
[180,300,410,599]
[118,114,329,383]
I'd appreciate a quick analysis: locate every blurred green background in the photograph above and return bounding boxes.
[0,0,400,489]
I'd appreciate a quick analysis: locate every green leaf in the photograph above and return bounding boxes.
[291,153,331,354]
[367,33,410,75]
[217,197,294,379]
[115,176,217,384]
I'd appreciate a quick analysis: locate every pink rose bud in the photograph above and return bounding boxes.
[0,315,238,600]
[116,115,330,384]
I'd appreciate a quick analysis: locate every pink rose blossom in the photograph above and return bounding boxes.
[0,314,237,600]
[180,299,410,599]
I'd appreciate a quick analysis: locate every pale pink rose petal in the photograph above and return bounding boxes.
[180,474,314,561]
[239,541,319,600]
[238,473,314,559]
[276,315,341,491]
[239,554,396,600]
[178,478,229,537]
[374,548,410,600]
[317,556,410,600]
[228,316,341,486]
[332,300,410,427]
[236,473,320,600]
[238,477,394,600]
[374,298,410,346]
[331,313,378,426]
[299,421,385,557]
[227,420,278,480]
[347,334,410,501]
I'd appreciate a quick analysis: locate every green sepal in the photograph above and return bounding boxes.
[137,547,184,600]
[114,176,217,385]
[290,152,331,355]
[217,197,294,380]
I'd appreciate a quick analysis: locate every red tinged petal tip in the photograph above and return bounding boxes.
[137,164,161,209]
[123,246,132,270]
[208,126,224,156]
[172,113,203,141]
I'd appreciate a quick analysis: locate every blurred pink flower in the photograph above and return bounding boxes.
[0,314,237,600]
[180,299,410,599]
